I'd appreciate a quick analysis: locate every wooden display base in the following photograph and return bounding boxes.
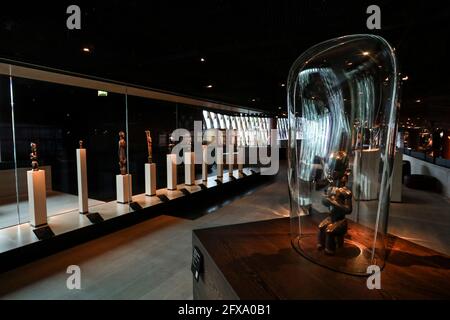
[193,217,450,300]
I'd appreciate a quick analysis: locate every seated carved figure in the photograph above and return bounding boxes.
[317,151,353,255]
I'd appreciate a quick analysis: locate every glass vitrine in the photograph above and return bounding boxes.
[288,35,400,275]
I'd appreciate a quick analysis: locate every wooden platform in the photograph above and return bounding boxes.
[193,217,450,300]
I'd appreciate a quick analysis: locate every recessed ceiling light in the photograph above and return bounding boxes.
[82,47,91,53]
[416,99,421,103]
[200,58,206,62]
[206,84,213,89]
[281,83,286,87]
[362,51,370,56]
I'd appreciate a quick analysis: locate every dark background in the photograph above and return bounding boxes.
[0,1,450,226]
[0,0,449,125]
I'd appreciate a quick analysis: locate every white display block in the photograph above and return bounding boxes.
[76,149,89,214]
[391,150,403,202]
[27,170,47,227]
[228,163,234,177]
[167,154,177,190]
[353,149,381,201]
[145,163,157,196]
[202,145,208,182]
[238,148,245,176]
[227,152,234,177]
[216,148,224,178]
[116,174,132,204]
[185,152,195,186]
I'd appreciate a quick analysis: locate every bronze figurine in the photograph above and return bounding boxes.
[118,131,127,175]
[145,130,153,163]
[318,151,353,255]
[30,142,39,171]
[79,140,84,149]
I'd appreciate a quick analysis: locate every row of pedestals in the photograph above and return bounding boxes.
[27,149,246,228]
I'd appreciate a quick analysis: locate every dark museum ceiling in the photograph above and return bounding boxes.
[0,0,449,124]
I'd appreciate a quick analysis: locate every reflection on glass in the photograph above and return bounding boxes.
[288,35,399,275]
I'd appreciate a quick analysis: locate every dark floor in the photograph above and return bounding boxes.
[0,165,448,300]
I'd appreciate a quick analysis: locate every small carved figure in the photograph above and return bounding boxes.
[30,142,38,171]
[79,140,84,149]
[318,151,353,255]
[145,130,153,163]
[118,131,127,175]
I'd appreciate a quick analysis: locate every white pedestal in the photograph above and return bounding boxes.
[353,149,381,201]
[116,174,132,204]
[185,152,195,186]
[145,163,157,196]
[228,164,234,177]
[76,149,89,214]
[238,148,245,176]
[167,154,177,190]
[202,145,208,182]
[27,170,47,227]
[216,148,224,178]
[391,151,403,202]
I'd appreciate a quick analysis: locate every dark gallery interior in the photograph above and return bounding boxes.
[0,1,449,304]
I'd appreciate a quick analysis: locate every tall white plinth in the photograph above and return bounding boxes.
[353,149,381,201]
[391,151,403,202]
[145,163,157,196]
[76,148,89,214]
[202,145,208,182]
[216,148,224,178]
[185,152,195,186]
[238,148,245,176]
[167,154,177,190]
[116,174,132,204]
[227,151,234,177]
[27,170,47,227]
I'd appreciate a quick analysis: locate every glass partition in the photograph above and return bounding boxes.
[0,75,20,229]
[9,77,129,224]
[127,96,177,193]
[0,60,263,231]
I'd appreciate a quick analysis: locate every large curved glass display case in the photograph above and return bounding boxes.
[287,35,400,275]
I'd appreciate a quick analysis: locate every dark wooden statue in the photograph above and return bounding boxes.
[118,131,127,175]
[318,151,353,255]
[30,142,38,171]
[145,130,153,163]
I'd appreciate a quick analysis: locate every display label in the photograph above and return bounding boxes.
[129,202,143,211]
[180,188,191,196]
[157,195,170,203]
[191,246,204,282]
[33,225,55,240]
[86,212,104,224]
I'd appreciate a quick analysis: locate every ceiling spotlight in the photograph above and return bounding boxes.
[416,99,421,103]
[251,99,256,102]
[206,84,213,89]
[281,83,286,87]
[278,107,282,110]
[82,47,91,53]
[200,58,206,62]
[362,51,370,56]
